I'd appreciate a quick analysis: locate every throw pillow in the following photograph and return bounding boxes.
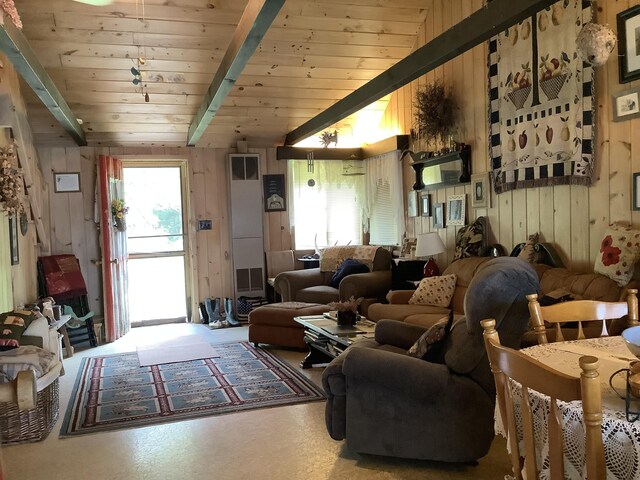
[517,232,541,263]
[594,224,640,287]
[329,259,370,288]
[408,274,457,308]
[453,218,484,260]
[0,309,42,351]
[407,311,454,361]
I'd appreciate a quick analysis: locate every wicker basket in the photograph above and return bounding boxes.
[0,379,59,445]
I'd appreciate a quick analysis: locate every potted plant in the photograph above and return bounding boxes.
[328,296,362,327]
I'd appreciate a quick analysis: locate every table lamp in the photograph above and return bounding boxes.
[415,232,446,277]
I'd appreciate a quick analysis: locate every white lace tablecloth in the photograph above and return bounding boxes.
[495,336,640,480]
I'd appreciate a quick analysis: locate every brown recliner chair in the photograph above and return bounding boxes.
[321,257,538,462]
[273,246,392,314]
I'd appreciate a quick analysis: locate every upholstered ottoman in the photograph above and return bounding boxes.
[248,302,331,348]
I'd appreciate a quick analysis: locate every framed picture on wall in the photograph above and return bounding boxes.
[618,5,640,83]
[420,193,431,217]
[407,190,418,217]
[633,172,640,211]
[433,202,445,229]
[447,194,466,226]
[613,88,640,122]
[54,172,81,193]
[471,173,491,208]
[8,214,19,265]
[263,174,286,212]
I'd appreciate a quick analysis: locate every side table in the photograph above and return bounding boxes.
[297,258,320,269]
[391,258,426,289]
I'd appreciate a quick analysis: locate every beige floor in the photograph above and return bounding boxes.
[3,323,511,480]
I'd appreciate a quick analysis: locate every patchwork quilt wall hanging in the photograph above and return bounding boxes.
[489,0,594,194]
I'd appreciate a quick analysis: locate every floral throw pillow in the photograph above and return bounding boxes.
[408,274,457,308]
[594,224,640,287]
[453,218,484,260]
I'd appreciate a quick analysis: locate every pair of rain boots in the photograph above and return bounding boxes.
[202,297,240,329]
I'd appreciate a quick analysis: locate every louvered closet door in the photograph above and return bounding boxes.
[229,154,265,298]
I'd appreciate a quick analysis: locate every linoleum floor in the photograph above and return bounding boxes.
[3,323,511,480]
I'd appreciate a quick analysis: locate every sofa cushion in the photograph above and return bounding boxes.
[367,303,450,323]
[453,218,485,260]
[296,286,340,305]
[594,224,640,287]
[329,259,370,288]
[443,257,492,314]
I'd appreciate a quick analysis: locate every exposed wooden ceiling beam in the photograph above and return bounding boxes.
[186,0,285,146]
[0,13,86,146]
[284,0,557,146]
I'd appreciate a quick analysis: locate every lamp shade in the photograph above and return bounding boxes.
[415,232,445,258]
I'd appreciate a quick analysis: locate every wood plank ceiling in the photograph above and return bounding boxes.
[12,0,430,148]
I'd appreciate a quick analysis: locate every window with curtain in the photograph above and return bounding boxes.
[289,160,364,249]
[365,150,404,246]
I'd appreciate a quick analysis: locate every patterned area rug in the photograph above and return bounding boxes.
[60,342,325,437]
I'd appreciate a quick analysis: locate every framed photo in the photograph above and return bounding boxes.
[618,5,640,83]
[407,190,418,217]
[263,174,286,212]
[447,194,466,226]
[54,172,81,193]
[634,172,640,211]
[613,88,640,122]
[433,202,445,229]
[471,173,491,208]
[8,214,18,265]
[420,193,431,217]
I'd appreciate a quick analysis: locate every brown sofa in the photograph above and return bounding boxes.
[519,262,640,345]
[368,254,638,343]
[367,257,491,327]
[273,246,392,314]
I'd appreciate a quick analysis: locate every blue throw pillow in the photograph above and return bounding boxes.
[329,259,370,288]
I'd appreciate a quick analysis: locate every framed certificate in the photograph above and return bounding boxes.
[54,172,81,193]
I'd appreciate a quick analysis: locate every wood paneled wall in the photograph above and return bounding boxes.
[36,145,292,318]
[381,0,640,273]
[0,54,44,310]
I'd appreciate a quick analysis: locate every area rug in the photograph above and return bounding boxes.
[135,334,219,366]
[60,342,325,437]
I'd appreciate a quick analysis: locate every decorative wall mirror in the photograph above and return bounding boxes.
[409,144,471,190]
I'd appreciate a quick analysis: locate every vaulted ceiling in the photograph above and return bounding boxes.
[12,0,430,148]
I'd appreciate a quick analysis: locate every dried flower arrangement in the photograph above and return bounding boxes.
[414,81,456,148]
[1,0,23,29]
[328,296,362,313]
[0,144,23,215]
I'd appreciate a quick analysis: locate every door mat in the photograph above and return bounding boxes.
[61,341,325,437]
[136,334,219,366]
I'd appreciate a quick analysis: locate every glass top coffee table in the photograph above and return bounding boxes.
[294,315,376,368]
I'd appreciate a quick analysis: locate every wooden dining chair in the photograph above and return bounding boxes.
[527,288,639,344]
[481,319,605,480]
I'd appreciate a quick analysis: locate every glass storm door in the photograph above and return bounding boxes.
[123,163,188,324]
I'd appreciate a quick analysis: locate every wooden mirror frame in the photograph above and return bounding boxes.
[409,144,471,190]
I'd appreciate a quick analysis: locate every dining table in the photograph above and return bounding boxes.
[496,335,640,480]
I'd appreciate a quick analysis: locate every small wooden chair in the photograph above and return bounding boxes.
[481,319,605,480]
[527,289,639,344]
